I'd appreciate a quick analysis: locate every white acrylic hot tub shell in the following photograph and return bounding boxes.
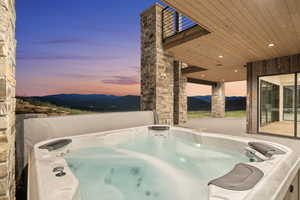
[28,149,80,200]
[28,126,300,200]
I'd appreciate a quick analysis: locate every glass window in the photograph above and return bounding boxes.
[283,86,295,121]
[259,74,295,137]
[297,74,300,137]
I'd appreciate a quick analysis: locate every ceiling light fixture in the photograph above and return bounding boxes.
[219,55,223,58]
[234,69,238,73]
[268,43,275,47]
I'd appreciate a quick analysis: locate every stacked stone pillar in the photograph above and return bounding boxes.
[173,61,187,125]
[140,3,174,125]
[211,82,225,118]
[0,0,16,199]
[141,4,188,125]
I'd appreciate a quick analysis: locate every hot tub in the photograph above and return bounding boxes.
[28,126,300,200]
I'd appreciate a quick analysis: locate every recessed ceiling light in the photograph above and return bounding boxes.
[234,69,238,73]
[268,43,275,47]
[219,55,223,58]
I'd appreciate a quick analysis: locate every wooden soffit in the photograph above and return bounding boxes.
[162,0,300,83]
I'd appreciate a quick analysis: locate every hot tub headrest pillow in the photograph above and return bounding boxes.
[208,163,264,191]
[248,142,285,158]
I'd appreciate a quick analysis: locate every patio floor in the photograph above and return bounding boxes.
[182,117,300,156]
[260,121,300,137]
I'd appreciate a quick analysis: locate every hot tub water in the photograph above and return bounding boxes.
[65,134,248,200]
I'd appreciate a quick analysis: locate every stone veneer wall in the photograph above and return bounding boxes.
[140,3,175,125]
[211,82,225,118]
[174,61,187,124]
[0,0,16,199]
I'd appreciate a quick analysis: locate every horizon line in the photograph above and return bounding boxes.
[16,93,247,97]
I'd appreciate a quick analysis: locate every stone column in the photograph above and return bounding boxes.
[174,61,187,125]
[140,3,174,125]
[0,0,16,199]
[212,82,225,118]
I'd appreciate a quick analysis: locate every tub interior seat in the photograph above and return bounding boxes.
[208,163,264,191]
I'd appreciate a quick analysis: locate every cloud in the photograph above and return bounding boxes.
[102,76,139,85]
[75,25,116,33]
[18,55,92,60]
[53,72,100,80]
[17,53,120,61]
[31,37,132,50]
[33,39,102,46]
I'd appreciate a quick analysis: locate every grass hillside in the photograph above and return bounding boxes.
[16,97,94,116]
[188,110,246,119]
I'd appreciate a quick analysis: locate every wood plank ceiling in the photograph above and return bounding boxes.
[162,0,300,82]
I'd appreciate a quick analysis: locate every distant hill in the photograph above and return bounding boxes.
[16,98,94,116]
[188,97,210,110]
[192,95,211,103]
[225,96,246,111]
[18,94,246,112]
[21,94,139,112]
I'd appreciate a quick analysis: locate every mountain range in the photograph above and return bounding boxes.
[18,94,246,112]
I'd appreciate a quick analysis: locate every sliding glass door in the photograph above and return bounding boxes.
[283,86,295,121]
[259,74,295,137]
[260,80,280,126]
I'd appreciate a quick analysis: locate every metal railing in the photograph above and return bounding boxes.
[162,6,198,41]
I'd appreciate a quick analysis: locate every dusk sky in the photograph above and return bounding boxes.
[16,0,246,97]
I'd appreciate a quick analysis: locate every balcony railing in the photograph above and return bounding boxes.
[162,6,198,41]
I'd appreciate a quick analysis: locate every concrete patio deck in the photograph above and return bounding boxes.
[183,117,300,156]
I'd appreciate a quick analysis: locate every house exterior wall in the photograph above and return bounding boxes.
[246,54,300,134]
[0,0,16,199]
[140,4,177,125]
